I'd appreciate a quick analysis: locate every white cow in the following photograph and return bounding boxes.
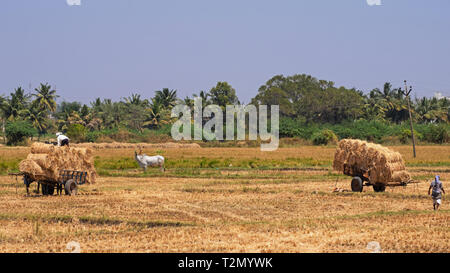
[134,151,165,172]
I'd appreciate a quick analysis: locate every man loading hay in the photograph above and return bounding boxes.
[56,132,70,147]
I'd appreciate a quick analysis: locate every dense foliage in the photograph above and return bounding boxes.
[1,74,449,145]
[5,120,36,146]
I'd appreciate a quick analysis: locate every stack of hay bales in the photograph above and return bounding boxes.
[19,143,97,184]
[333,139,411,184]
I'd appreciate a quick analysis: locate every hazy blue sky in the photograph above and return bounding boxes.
[1,0,449,104]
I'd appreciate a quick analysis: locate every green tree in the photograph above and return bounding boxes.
[415,97,448,123]
[252,74,363,123]
[123,93,149,108]
[154,88,178,109]
[368,83,409,124]
[144,98,170,128]
[209,82,239,109]
[193,91,211,108]
[5,120,36,146]
[80,104,90,120]
[4,87,29,120]
[66,123,87,143]
[121,94,149,132]
[98,99,124,129]
[33,83,58,113]
[251,87,294,117]
[20,101,49,140]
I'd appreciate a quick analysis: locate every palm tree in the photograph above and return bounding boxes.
[98,99,123,129]
[33,83,58,113]
[67,111,86,126]
[89,98,103,126]
[5,87,29,120]
[193,90,210,108]
[370,83,409,123]
[183,96,194,108]
[144,98,170,128]
[20,102,48,140]
[440,97,450,122]
[154,88,177,109]
[123,93,148,107]
[91,98,102,111]
[362,96,386,121]
[416,97,448,123]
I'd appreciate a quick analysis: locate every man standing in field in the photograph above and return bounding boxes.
[428,175,445,211]
[56,132,70,147]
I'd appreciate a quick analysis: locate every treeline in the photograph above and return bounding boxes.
[0,74,449,145]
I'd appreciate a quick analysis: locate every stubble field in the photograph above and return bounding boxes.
[0,145,448,253]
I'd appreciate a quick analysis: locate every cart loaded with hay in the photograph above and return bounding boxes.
[16,143,97,196]
[333,139,412,192]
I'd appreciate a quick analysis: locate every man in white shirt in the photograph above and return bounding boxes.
[56,132,70,147]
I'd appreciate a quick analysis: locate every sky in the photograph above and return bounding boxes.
[0,0,449,104]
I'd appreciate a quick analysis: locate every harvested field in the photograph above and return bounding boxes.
[0,145,449,252]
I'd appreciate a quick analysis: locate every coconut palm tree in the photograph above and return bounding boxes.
[20,102,48,140]
[154,88,178,109]
[33,83,58,113]
[123,93,149,107]
[97,99,125,129]
[193,90,210,108]
[183,96,194,108]
[416,97,448,123]
[369,83,409,123]
[4,87,29,120]
[144,98,170,128]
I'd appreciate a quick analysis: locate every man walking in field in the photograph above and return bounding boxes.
[428,175,445,211]
[56,132,70,147]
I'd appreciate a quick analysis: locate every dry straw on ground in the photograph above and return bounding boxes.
[19,143,97,183]
[333,139,411,184]
[73,142,201,150]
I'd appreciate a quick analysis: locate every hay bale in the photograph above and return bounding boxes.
[19,159,44,180]
[31,142,55,154]
[333,139,411,184]
[26,154,54,170]
[19,143,97,184]
[392,170,411,183]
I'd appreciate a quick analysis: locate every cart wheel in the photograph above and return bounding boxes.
[65,179,78,196]
[351,177,363,192]
[373,184,386,192]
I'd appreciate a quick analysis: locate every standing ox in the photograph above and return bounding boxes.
[134,151,165,172]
